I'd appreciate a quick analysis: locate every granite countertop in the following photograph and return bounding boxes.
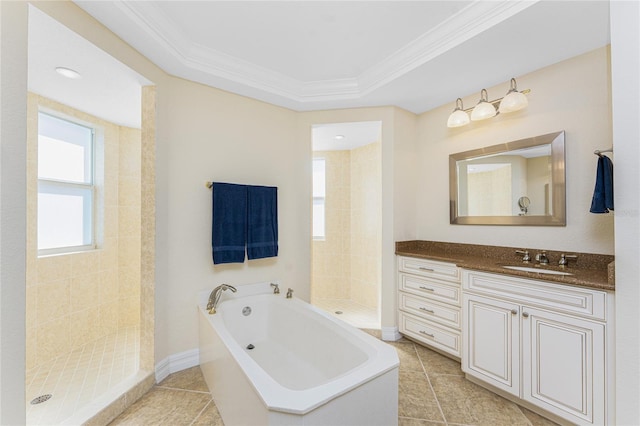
[396,241,615,292]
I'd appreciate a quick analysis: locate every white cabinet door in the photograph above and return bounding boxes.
[463,294,519,396]
[521,306,606,426]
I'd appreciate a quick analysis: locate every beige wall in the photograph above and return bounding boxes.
[311,150,351,301]
[25,94,141,371]
[416,46,614,254]
[350,142,381,309]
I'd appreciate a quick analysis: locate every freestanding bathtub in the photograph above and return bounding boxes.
[198,282,399,426]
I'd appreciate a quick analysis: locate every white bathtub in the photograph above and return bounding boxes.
[198,282,399,426]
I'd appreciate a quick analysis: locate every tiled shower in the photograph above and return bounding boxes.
[25,93,142,424]
[311,140,382,329]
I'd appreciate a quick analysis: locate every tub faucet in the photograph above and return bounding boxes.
[286,288,293,299]
[535,251,549,265]
[207,284,237,314]
[270,283,280,294]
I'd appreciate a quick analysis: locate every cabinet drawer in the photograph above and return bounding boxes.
[399,292,461,329]
[463,270,607,321]
[399,312,461,357]
[398,256,460,283]
[399,273,461,306]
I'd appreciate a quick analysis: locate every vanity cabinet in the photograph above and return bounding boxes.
[462,270,612,426]
[397,256,461,357]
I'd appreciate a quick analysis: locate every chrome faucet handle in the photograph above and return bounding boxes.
[286,288,293,299]
[559,254,578,266]
[535,251,549,264]
[270,283,280,294]
[515,250,531,262]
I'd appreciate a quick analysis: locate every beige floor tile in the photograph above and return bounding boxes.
[192,400,225,426]
[398,370,445,422]
[414,344,463,376]
[399,418,446,426]
[360,328,382,339]
[157,366,210,393]
[518,406,561,426]
[430,375,530,426]
[109,388,211,426]
[390,341,424,372]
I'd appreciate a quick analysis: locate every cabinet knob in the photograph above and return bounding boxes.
[511,309,518,315]
[522,312,530,318]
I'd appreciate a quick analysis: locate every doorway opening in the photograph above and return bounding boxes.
[311,121,382,329]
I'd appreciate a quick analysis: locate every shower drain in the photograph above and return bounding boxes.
[30,394,52,405]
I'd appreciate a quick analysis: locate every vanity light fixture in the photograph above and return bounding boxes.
[446,98,470,128]
[470,89,496,121]
[498,78,528,113]
[447,78,530,128]
[55,67,82,79]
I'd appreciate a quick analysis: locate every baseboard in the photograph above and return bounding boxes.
[155,348,200,383]
[381,326,401,341]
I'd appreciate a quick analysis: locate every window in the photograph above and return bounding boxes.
[312,158,326,239]
[38,112,95,254]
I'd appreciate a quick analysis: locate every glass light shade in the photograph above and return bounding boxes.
[470,101,496,121]
[498,90,528,113]
[447,109,470,128]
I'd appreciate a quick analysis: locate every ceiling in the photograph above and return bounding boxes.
[30,1,610,128]
[28,6,150,128]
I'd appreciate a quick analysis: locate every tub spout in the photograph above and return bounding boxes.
[207,284,237,314]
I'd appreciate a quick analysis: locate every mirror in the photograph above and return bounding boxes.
[449,131,565,226]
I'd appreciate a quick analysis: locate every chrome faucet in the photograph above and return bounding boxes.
[286,288,293,299]
[207,284,237,314]
[558,253,578,267]
[515,250,531,262]
[270,283,280,294]
[535,251,549,265]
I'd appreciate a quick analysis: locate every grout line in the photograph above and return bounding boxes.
[414,343,448,425]
[189,399,214,426]
[398,416,447,424]
[155,385,212,395]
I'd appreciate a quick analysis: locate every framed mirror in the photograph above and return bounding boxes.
[449,131,565,226]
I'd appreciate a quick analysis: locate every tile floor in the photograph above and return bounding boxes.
[26,326,139,425]
[313,298,379,329]
[109,330,560,426]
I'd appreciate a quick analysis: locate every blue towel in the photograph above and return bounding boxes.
[212,182,247,264]
[247,185,278,260]
[590,155,614,213]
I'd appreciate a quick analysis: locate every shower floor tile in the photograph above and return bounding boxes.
[26,326,139,425]
[313,298,379,329]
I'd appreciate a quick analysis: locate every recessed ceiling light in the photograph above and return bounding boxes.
[335,135,345,140]
[55,67,81,79]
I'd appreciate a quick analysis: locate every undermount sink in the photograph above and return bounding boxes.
[501,265,574,276]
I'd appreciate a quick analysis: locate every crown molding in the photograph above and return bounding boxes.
[88,0,538,105]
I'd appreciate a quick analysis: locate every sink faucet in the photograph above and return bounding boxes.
[535,251,549,265]
[558,253,578,267]
[515,250,531,262]
[207,284,237,314]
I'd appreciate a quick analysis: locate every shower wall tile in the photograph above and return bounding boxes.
[37,279,71,321]
[26,94,142,371]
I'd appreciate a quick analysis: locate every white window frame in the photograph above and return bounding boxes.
[37,111,96,256]
[312,158,326,240]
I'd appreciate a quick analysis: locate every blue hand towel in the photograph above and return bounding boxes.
[212,182,247,264]
[247,185,278,260]
[590,155,614,213]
